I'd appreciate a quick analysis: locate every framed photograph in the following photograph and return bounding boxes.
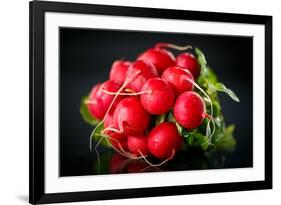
[29,0,272,204]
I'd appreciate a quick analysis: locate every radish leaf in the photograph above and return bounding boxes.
[215,82,240,102]
[92,123,110,147]
[155,113,166,126]
[214,125,236,150]
[183,131,209,151]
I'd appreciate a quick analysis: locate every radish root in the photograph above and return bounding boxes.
[139,165,163,173]
[155,43,193,51]
[138,149,175,167]
[103,127,122,134]
[101,89,152,96]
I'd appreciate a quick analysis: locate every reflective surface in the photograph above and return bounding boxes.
[92,148,234,175]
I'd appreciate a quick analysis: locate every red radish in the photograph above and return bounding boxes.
[148,122,182,159]
[87,80,124,120]
[126,60,158,92]
[113,97,150,136]
[104,130,128,151]
[140,78,175,114]
[137,47,175,74]
[87,83,101,119]
[110,153,126,173]
[174,91,206,129]
[176,53,200,79]
[162,66,194,96]
[127,135,150,156]
[109,60,132,83]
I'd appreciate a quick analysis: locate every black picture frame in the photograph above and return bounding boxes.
[29,0,272,204]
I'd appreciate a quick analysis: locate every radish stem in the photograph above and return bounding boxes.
[101,89,152,96]
[155,43,193,51]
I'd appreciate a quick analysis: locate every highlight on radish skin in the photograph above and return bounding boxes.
[162,66,194,97]
[137,47,175,74]
[127,135,150,156]
[176,53,200,79]
[86,80,125,120]
[109,60,132,83]
[148,122,183,159]
[174,91,206,129]
[113,97,150,136]
[126,60,158,92]
[140,78,175,115]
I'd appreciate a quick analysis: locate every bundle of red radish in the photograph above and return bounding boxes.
[81,43,239,167]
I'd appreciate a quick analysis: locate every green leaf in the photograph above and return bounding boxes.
[184,132,209,151]
[195,47,207,70]
[206,80,217,94]
[92,123,110,147]
[201,141,209,151]
[214,117,222,127]
[205,67,218,84]
[198,67,218,87]
[175,122,183,135]
[167,111,175,123]
[225,124,235,138]
[93,151,113,174]
[215,82,240,102]
[206,123,211,139]
[167,111,184,135]
[186,135,194,145]
[212,99,222,117]
[195,47,218,86]
[215,124,236,150]
[155,113,166,126]
[80,96,100,126]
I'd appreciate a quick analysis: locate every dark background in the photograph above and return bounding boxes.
[59,27,253,176]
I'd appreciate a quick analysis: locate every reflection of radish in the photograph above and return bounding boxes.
[87,80,124,120]
[148,122,182,159]
[113,97,150,136]
[109,60,132,83]
[174,91,206,129]
[127,135,150,156]
[176,53,200,79]
[126,60,158,92]
[109,154,126,174]
[162,66,194,96]
[140,78,175,114]
[137,48,175,74]
[127,161,147,173]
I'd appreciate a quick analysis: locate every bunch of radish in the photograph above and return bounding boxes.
[82,43,239,167]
